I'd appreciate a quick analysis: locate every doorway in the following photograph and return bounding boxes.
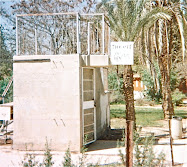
[82,67,96,145]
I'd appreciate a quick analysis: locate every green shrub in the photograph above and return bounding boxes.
[62,147,73,167]
[22,153,39,167]
[108,72,124,104]
[140,67,162,103]
[0,76,13,104]
[110,91,125,104]
[41,139,54,167]
[133,129,165,167]
[172,88,186,106]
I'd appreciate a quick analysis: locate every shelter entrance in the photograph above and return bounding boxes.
[82,67,96,145]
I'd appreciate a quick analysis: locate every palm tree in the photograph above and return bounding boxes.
[145,0,186,119]
[98,0,172,166]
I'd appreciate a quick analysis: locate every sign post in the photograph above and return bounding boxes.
[111,41,134,167]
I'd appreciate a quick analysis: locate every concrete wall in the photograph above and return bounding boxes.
[13,55,81,152]
[95,68,110,138]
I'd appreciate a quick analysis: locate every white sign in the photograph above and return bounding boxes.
[111,42,134,65]
[0,107,10,120]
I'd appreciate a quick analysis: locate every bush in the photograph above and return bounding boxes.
[172,88,186,106]
[140,66,162,103]
[135,99,156,106]
[134,129,165,167]
[42,139,54,167]
[62,147,73,167]
[110,91,125,104]
[118,128,165,167]
[108,72,124,104]
[22,153,39,167]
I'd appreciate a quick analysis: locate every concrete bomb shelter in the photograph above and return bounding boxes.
[13,13,110,152]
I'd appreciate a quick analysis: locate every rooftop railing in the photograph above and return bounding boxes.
[16,13,110,56]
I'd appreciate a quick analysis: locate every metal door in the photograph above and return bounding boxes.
[82,67,96,145]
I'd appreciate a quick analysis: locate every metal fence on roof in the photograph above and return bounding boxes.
[16,13,110,56]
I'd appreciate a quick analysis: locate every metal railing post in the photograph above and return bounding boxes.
[35,25,37,55]
[16,16,18,55]
[102,14,105,55]
[76,13,80,54]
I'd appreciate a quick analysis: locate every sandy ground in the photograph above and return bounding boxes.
[0,107,187,167]
[0,137,187,167]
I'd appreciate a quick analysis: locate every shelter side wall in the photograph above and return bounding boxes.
[13,55,81,152]
[95,68,110,139]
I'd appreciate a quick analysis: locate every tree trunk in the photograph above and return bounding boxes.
[123,65,135,167]
[123,65,135,122]
[158,20,174,119]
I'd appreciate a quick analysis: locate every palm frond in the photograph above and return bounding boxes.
[171,6,186,61]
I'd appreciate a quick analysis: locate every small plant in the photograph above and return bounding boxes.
[117,128,165,167]
[133,128,165,167]
[21,144,39,167]
[41,138,54,167]
[79,135,88,167]
[117,130,126,166]
[22,153,39,167]
[62,147,73,167]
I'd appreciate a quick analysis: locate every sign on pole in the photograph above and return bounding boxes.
[111,42,134,65]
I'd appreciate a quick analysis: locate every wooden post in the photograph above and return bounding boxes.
[168,119,174,166]
[126,120,134,167]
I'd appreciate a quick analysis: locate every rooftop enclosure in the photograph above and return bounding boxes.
[16,13,110,56]
[13,13,110,152]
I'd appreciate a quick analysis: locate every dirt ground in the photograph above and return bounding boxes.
[0,106,187,166]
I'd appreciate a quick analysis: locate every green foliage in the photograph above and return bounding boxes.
[110,104,187,126]
[141,68,162,103]
[42,139,54,167]
[0,76,13,104]
[108,72,124,103]
[0,25,13,104]
[117,129,165,167]
[22,153,39,167]
[117,130,126,166]
[108,72,123,91]
[172,88,186,106]
[62,147,73,167]
[0,25,12,80]
[134,129,165,167]
[79,135,88,167]
[110,107,126,119]
[110,105,164,127]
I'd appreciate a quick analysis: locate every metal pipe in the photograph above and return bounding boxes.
[2,97,4,104]
[109,26,111,55]
[76,13,80,54]
[87,22,93,55]
[97,21,99,52]
[80,13,104,16]
[17,12,78,17]
[35,25,37,55]
[88,22,90,55]
[102,14,105,54]
[16,16,18,55]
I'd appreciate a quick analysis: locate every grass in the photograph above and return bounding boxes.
[110,104,187,127]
